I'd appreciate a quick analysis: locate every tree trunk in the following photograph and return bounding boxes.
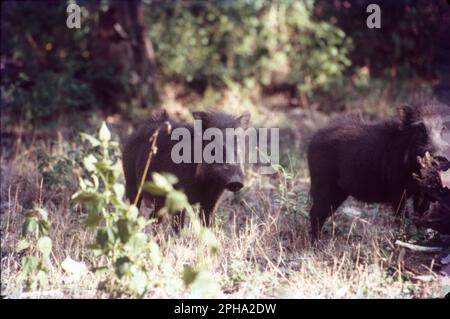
[92,0,159,110]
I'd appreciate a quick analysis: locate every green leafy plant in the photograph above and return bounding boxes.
[72,122,220,297]
[148,0,351,99]
[1,2,132,122]
[16,205,52,290]
[36,149,79,191]
[144,172,221,296]
[72,122,151,296]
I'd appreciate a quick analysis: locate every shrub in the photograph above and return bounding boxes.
[16,205,52,290]
[147,0,351,97]
[1,2,131,122]
[72,122,220,297]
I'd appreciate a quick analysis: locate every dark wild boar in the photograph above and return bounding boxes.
[307,104,450,241]
[413,153,450,235]
[122,111,250,229]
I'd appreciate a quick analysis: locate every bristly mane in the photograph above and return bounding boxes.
[195,111,242,128]
[149,110,170,122]
[414,103,450,121]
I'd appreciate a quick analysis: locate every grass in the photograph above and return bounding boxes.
[1,81,450,298]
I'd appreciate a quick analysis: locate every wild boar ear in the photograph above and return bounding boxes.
[237,112,251,128]
[397,105,416,126]
[192,112,207,121]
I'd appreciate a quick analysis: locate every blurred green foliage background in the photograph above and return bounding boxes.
[1,0,449,123]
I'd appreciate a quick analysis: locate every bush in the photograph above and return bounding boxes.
[16,205,52,290]
[147,0,351,96]
[1,1,131,122]
[72,122,220,297]
[313,0,445,79]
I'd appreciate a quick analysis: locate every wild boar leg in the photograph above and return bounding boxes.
[171,210,186,233]
[310,186,347,241]
[148,196,164,221]
[125,176,140,207]
[200,188,224,227]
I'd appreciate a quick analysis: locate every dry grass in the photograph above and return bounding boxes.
[1,85,450,299]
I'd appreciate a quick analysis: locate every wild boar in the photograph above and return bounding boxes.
[307,104,450,241]
[413,153,450,235]
[122,111,250,229]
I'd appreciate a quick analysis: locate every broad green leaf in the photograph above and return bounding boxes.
[22,218,37,236]
[137,216,148,229]
[83,178,94,188]
[143,172,174,196]
[143,182,165,196]
[22,256,39,274]
[182,265,199,286]
[36,208,48,220]
[85,211,102,228]
[113,184,125,199]
[115,256,132,278]
[165,190,189,215]
[78,176,87,190]
[30,279,38,291]
[80,133,101,147]
[126,233,147,256]
[96,228,114,250]
[88,245,104,257]
[36,270,48,288]
[38,219,50,236]
[110,194,123,207]
[128,205,139,220]
[149,241,161,266]
[117,219,132,244]
[37,236,52,259]
[71,190,100,203]
[92,174,99,189]
[16,239,30,252]
[153,172,173,188]
[99,121,111,142]
[112,161,122,175]
[129,268,148,296]
[83,154,97,172]
[164,174,179,185]
[189,270,220,297]
[94,161,111,172]
[201,229,219,255]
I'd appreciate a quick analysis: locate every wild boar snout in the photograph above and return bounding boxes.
[225,178,244,192]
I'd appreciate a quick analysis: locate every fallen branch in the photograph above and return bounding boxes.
[395,240,442,253]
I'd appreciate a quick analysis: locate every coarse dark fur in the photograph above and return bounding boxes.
[307,104,450,241]
[413,154,450,235]
[122,111,250,230]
